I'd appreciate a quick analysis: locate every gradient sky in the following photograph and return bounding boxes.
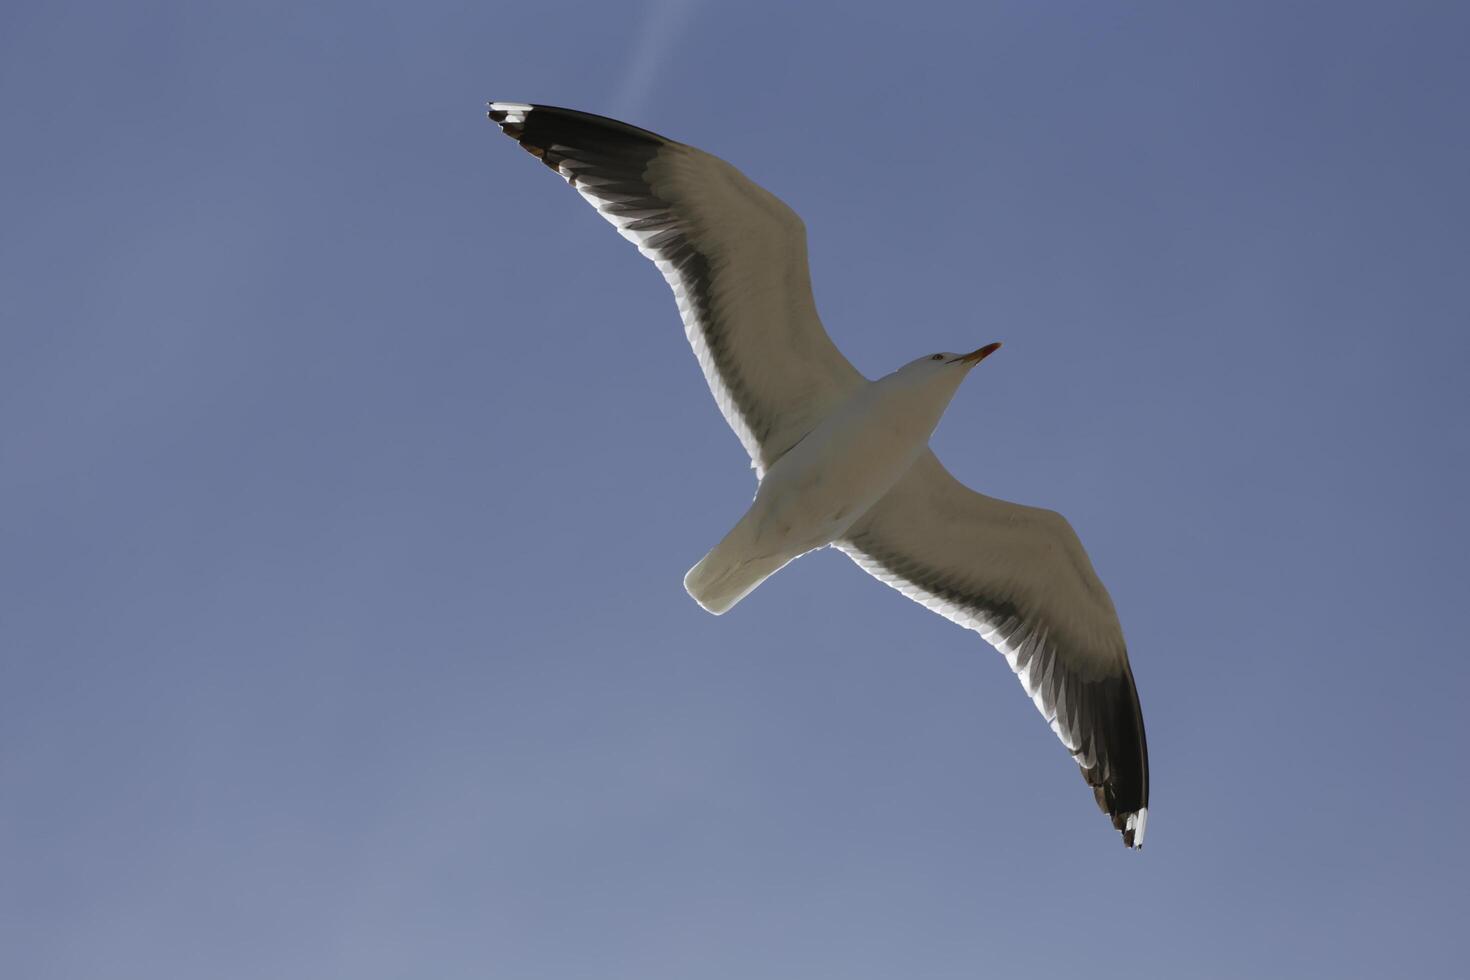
[4,2,1468,977]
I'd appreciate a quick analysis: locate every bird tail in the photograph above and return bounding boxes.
[683,529,796,615]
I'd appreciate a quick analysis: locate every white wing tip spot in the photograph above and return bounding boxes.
[487,101,532,124]
[1125,808,1148,849]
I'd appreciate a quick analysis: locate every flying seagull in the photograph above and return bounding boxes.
[487,102,1150,848]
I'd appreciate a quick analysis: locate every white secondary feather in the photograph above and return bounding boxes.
[488,102,1150,849]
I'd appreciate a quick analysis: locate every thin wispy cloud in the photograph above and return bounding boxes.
[613,0,700,117]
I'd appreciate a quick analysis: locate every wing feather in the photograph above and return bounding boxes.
[840,451,1150,847]
[487,102,865,473]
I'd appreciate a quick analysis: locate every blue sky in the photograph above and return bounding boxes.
[3,1,1468,976]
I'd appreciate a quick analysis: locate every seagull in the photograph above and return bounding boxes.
[487,102,1150,848]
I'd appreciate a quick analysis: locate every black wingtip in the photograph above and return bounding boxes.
[1077,662,1149,849]
[486,101,522,126]
[485,102,673,147]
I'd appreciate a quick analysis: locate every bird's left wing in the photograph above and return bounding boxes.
[487,102,866,475]
[838,451,1150,847]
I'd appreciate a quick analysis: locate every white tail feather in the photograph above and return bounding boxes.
[684,536,795,615]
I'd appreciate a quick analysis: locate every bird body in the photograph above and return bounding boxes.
[687,349,998,614]
[487,101,1150,848]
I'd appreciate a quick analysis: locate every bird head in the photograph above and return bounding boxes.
[882,341,1003,414]
[900,341,1003,379]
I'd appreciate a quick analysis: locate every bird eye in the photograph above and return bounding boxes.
[931,354,944,361]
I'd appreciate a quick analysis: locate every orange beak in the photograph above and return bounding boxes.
[954,341,1002,365]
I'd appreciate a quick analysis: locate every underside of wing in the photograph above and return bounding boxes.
[487,102,865,474]
[839,451,1150,848]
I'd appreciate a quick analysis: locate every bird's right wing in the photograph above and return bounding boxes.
[488,102,866,475]
[838,450,1150,847]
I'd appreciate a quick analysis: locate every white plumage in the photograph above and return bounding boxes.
[488,101,1150,848]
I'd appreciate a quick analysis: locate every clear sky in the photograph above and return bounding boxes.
[4,1,1468,977]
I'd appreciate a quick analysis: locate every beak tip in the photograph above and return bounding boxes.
[961,341,1003,364]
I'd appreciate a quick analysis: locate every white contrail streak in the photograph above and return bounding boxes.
[613,0,700,118]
